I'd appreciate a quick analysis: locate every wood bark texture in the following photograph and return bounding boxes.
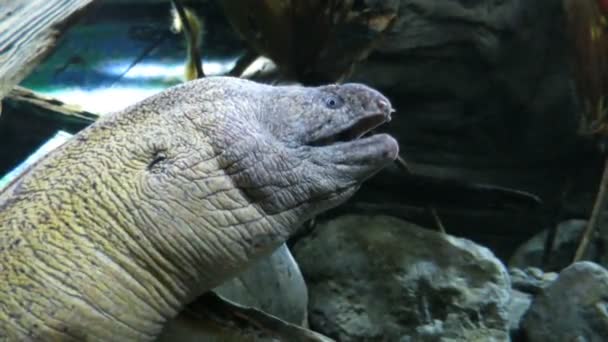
[0,0,95,106]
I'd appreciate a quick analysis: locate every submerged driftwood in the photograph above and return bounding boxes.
[0,87,96,175]
[218,0,397,84]
[0,0,95,107]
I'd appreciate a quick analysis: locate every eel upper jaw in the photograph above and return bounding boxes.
[307,111,392,147]
[305,107,399,167]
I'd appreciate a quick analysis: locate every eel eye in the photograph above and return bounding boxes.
[324,95,344,109]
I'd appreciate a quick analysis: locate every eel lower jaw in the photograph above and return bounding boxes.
[306,110,399,165]
[325,133,399,165]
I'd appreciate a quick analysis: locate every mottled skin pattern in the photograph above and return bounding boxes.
[0,77,398,341]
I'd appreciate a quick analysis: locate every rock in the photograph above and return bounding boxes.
[509,219,597,271]
[506,267,558,339]
[293,215,511,341]
[522,261,608,342]
[509,267,558,294]
[213,243,309,326]
[507,289,532,337]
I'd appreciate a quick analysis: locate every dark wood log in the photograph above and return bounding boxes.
[0,0,96,106]
[218,0,397,84]
[0,86,97,175]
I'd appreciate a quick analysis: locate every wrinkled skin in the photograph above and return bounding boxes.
[0,77,398,341]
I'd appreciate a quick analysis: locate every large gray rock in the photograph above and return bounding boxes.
[213,243,308,326]
[522,261,608,342]
[509,267,557,294]
[507,289,532,337]
[293,215,511,341]
[509,220,599,271]
[506,267,557,339]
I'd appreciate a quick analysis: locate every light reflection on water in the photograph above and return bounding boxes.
[43,87,165,115]
[100,59,235,80]
[36,58,237,115]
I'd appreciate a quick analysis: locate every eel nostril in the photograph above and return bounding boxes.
[377,99,390,112]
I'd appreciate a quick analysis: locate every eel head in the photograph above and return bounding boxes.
[197,78,400,228]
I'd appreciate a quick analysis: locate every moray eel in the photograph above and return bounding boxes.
[0,76,398,340]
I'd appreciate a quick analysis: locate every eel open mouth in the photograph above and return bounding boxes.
[308,113,391,147]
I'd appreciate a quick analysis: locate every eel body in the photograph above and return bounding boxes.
[0,76,398,340]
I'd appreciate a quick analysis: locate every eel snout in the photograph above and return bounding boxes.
[308,93,399,166]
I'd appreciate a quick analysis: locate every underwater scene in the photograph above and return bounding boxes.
[1,0,608,341]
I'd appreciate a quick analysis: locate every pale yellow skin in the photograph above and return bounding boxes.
[0,77,397,341]
[0,108,202,339]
